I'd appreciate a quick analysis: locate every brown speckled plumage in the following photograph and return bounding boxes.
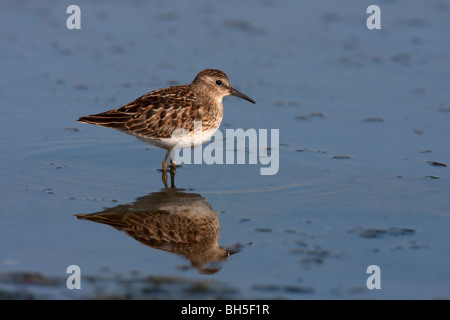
[76,189,240,274]
[78,69,255,169]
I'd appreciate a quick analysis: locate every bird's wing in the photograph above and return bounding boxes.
[78,85,201,139]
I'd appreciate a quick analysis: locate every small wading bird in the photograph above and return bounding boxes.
[78,69,255,185]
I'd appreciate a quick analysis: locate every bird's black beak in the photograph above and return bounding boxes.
[230,87,255,104]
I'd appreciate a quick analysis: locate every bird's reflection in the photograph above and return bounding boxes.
[76,170,242,274]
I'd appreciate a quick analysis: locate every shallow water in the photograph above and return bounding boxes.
[1,0,449,299]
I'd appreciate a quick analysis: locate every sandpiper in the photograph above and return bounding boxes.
[78,69,255,170]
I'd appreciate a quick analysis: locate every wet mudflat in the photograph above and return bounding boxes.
[0,0,449,299]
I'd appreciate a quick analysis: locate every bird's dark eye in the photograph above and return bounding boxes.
[215,80,222,86]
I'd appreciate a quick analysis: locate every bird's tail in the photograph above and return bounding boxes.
[77,112,131,130]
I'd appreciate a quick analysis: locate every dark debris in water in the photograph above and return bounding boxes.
[296,148,328,154]
[294,112,325,120]
[391,53,412,66]
[41,188,54,194]
[362,117,384,122]
[273,100,299,107]
[74,84,89,90]
[252,284,313,294]
[0,272,62,287]
[350,227,416,238]
[424,176,440,180]
[289,242,342,269]
[332,155,351,159]
[223,19,266,35]
[64,127,80,132]
[425,161,447,167]
[0,271,241,300]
